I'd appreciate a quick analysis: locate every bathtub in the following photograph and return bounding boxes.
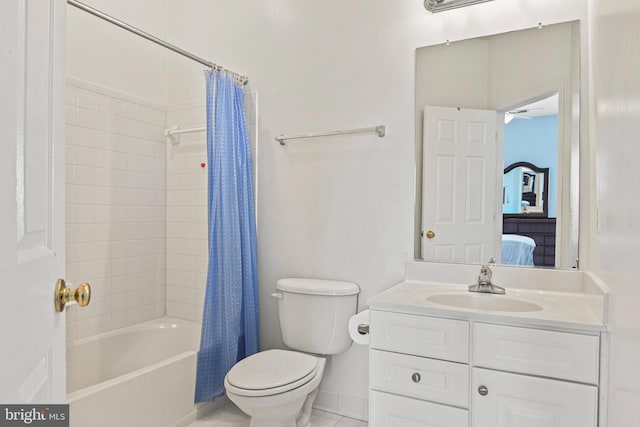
[67,317,210,427]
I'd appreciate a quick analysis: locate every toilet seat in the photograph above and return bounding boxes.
[225,349,319,397]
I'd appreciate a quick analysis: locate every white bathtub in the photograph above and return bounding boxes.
[67,317,209,427]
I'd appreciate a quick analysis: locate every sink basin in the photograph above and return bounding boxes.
[426,293,543,313]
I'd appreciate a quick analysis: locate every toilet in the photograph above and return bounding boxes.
[224,277,359,427]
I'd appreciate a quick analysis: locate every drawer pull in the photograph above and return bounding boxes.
[478,385,488,396]
[411,372,421,383]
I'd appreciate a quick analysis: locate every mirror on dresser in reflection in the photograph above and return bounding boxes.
[503,161,549,218]
[414,20,580,269]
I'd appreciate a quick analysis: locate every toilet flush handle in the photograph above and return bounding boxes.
[270,292,284,300]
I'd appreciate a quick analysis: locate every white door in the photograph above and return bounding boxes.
[0,0,67,403]
[421,106,500,263]
[472,368,597,427]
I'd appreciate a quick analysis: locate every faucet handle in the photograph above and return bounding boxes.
[478,264,492,282]
[487,257,496,265]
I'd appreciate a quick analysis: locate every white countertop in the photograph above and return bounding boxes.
[367,280,607,332]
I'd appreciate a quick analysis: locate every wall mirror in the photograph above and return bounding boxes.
[414,20,580,269]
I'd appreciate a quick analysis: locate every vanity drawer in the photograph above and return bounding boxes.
[473,323,600,384]
[370,310,469,363]
[370,390,468,427]
[371,349,469,408]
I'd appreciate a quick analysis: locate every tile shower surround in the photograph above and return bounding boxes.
[65,79,167,340]
[165,101,210,323]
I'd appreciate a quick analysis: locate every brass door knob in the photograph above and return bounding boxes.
[425,230,436,239]
[54,279,91,312]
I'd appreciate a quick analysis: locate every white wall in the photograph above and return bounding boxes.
[414,22,574,133]
[166,0,587,419]
[589,1,640,425]
[66,0,169,105]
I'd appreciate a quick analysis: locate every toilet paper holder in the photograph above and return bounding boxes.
[349,309,370,345]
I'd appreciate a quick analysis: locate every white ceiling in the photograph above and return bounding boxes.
[508,93,559,118]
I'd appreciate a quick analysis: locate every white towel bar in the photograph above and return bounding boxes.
[275,125,386,146]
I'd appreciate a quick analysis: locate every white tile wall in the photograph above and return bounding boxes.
[65,79,167,340]
[166,101,209,322]
[316,390,369,422]
[65,79,257,335]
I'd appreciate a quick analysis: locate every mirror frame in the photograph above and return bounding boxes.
[503,161,549,219]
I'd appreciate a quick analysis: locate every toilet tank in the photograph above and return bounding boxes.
[275,278,359,355]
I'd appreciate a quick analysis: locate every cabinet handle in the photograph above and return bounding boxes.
[478,385,488,396]
[411,373,421,383]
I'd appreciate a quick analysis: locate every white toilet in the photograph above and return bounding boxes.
[224,277,359,427]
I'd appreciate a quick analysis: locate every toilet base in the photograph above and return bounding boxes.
[226,358,326,427]
[294,387,318,427]
[232,391,310,427]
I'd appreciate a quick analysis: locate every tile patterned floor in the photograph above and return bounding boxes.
[187,399,367,427]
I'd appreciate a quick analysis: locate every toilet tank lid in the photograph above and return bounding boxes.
[276,278,360,296]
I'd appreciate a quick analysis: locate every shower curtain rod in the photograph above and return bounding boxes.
[67,0,249,85]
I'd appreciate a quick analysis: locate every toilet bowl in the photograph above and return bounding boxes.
[224,278,359,427]
[224,349,326,427]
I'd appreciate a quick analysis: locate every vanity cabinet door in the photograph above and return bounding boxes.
[472,368,597,427]
[370,390,469,427]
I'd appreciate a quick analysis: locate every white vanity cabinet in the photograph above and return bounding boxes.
[368,309,601,427]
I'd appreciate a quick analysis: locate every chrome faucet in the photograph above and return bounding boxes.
[469,263,505,294]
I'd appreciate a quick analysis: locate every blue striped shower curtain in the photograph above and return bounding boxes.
[195,69,259,402]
